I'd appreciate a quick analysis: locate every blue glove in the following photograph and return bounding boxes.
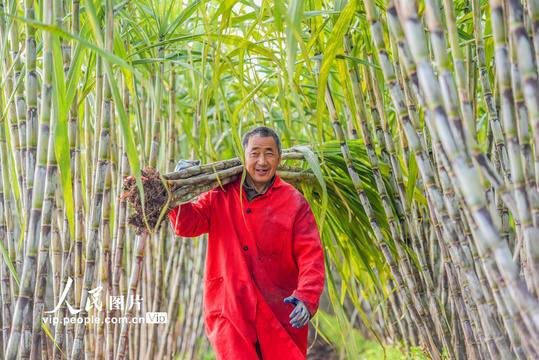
[284,296,311,328]
[174,159,201,172]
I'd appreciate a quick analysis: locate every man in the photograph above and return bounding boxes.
[168,126,325,359]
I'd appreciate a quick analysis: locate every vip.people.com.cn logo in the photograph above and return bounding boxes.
[43,277,168,325]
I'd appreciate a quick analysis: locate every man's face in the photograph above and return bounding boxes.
[244,135,281,189]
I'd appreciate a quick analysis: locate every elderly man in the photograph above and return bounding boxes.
[168,126,325,359]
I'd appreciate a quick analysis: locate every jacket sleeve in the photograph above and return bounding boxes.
[168,190,212,237]
[290,198,325,317]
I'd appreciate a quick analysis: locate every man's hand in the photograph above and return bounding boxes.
[174,159,201,172]
[284,296,311,329]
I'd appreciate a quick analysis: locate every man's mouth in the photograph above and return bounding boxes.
[255,169,269,175]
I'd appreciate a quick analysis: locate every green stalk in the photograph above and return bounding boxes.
[367,0,503,356]
[95,161,112,360]
[145,228,165,359]
[116,232,146,360]
[344,41,454,355]
[402,0,539,344]
[471,0,512,186]
[492,2,539,298]
[70,1,113,356]
[9,14,27,197]
[25,0,38,264]
[315,52,442,357]
[508,1,539,184]
[0,131,12,359]
[422,0,518,354]
[442,0,475,140]
[156,240,186,359]
[30,128,57,360]
[4,0,53,354]
[510,50,539,229]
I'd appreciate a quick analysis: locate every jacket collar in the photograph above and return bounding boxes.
[235,171,283,200]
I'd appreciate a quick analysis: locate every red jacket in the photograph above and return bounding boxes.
[168,173,325,359]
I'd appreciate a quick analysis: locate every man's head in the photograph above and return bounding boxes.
[242,126,282,190]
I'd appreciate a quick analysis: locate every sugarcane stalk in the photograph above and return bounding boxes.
[399,0,539,344]
[157,239,186,359]
[163,159,243,180]
[0,148,12,359]
[492,3,539,299]
[4,0,53,353]
[115,232,146,360]
[316,50,442,357]
[71,0,113,355]
[506,1,539,188]
[23,0,38,274]
[342,41,454,355]
[465,206,539,356]
[2,17,24,273]
[179,239,204,358]
[433,149,511,358]
[168,164,244,187]
[368,0,505,356]
[363,38,459,357]
[9,13,27,198]
[146,228,167,359]
[95,163,112,360]
[30,127,57,360]
[443,0,475,139]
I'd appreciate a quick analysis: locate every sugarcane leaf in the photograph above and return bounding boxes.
[0,237,19,286]
[208,34,285,72]
[310,312,338,349]
[3,98,23,225]
[0,11,156,103]
[295,145,328,229]
[171,60,214,89]
[166,0,202,34]
[42,320,66,357]
[337,54,380,68]
[211,0,239,23]
[286,0,304,83]
[232,74,272,127]
[324,232,360,360]
[315,0,357,146]
[52,34,76,241]
[407,151,418,206]
[337,58,357,124]
[113,27,135,96]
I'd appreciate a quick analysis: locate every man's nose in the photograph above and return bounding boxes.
[257,155,268,165]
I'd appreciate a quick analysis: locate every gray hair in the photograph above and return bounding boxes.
[241,126,282,153]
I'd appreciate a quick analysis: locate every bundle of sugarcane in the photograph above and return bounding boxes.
[123,149,316,234]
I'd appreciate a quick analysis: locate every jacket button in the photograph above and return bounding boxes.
[246,209,252,213]
[243,246,248,251]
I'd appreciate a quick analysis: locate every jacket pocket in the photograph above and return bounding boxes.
[203,276,224,316]
[257,218,290,254]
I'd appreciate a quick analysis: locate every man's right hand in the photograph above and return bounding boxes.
[174,159,201,172]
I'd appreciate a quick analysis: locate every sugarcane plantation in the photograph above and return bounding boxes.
[1,0,539,359]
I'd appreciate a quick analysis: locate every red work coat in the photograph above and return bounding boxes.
[168,173,325,359]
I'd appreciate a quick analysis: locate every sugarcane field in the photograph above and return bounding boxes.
[3,0,539,358]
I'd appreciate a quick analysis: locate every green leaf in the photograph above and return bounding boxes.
[295,145,328,230]
[0,237,19,286]
[407,151,418,207]
[315,0,357,146]
[52,35,75,241]
[324,234,360,360]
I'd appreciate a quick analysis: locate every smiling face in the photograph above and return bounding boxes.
[244,135,281,191]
